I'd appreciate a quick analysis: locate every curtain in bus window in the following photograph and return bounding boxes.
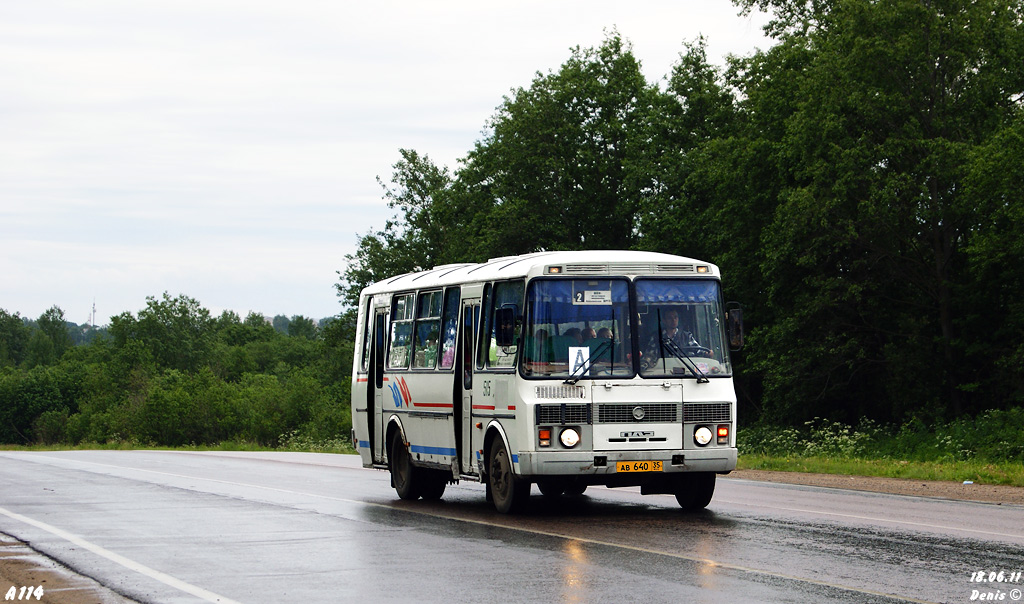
[635,280,719,303]
[439,288,460,369]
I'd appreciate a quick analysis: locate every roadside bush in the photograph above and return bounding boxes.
[740,409,1024,465]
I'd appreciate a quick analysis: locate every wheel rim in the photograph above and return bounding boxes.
[393,438,410,487]
[490,447,511,500]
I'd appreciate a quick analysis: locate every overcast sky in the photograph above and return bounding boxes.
[0,1,772,325]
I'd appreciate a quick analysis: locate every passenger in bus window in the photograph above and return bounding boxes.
[589,327,614,362]
[550,327,583,363]
[440,329,456,368]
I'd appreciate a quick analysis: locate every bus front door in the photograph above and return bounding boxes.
[371,309,387,464]
[458,300,480,474]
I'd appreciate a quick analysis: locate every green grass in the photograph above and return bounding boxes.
[738,454,1024,487]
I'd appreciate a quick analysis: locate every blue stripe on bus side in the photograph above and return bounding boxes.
[410,445,458,456]
[357,440,370,449]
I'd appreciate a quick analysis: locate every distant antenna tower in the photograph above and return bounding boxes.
[91,299,96,327]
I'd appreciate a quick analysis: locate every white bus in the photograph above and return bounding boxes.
[350,250,743,513]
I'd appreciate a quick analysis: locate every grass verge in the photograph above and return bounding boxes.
[738,454,1024,488]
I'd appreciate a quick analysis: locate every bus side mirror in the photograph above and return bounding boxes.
[495,307,517,347]
[726,303,744,351]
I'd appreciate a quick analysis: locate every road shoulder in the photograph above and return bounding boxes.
[0,534,137,604]
[727,469,1024,505]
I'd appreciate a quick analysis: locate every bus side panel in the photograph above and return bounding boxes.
[385,371,458,472]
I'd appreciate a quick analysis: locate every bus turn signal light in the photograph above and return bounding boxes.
[539,429,551,447]
[717,425,729,445]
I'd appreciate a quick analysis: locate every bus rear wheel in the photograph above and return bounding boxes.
[488,438,529,513]
[389,430,420,500]
[674,472,716,511]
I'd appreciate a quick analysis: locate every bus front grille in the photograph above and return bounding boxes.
[683,403,732,423]
[596,403,679,423]
[536,403,591,425]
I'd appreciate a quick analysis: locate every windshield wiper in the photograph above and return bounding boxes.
[564,340,613,385]
[661,337,710,383]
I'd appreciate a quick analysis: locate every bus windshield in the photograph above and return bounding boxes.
[522,278,634,378]
[521,277,732,379]
[636,279,732,378]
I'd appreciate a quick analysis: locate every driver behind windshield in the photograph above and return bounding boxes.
[649,308,703,354]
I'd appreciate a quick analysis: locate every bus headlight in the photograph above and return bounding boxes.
[560,428,581,448]
[693,426,713,447]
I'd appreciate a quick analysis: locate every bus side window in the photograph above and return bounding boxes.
[412,291,442,369]
[360,298,373,372]
[388,293,414,369]
[438,288,460,369]
[485,280,524,369]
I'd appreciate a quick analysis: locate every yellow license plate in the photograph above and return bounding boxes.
[615,460,663,473]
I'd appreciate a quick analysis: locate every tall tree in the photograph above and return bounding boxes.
[337,149,456,307]
[37,306,72,360]
[109,293,214,373]
[458,33,658,258]
[734,0,1024,420]
[0,309,30,367]
[288,316,318,340]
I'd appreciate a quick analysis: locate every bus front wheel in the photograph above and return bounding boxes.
[488,438,529,513]
[674,472,716,511]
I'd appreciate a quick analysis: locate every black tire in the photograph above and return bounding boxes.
[674,472,716,511]
[419,470,448,501]
[390,430,420,500]
[488,438,529,513]
[563,481,588,496]
[537,479,565,497]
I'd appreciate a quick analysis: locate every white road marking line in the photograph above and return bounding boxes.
[0,505,242,604]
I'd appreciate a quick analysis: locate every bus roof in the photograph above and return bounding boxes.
[359,250,720,297]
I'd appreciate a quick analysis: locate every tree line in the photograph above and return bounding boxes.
[339,0,1024,427]
[0,295,353,446]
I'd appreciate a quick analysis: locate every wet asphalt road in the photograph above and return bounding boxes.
[1,451,1021,604]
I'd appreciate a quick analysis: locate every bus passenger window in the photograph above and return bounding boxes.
[438,288,460,369]
[388,293,414,369]
[413,291,442,369]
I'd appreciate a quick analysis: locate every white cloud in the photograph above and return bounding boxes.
[0,0,772,322]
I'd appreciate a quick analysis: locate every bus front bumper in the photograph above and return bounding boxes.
[516,447,737,477]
